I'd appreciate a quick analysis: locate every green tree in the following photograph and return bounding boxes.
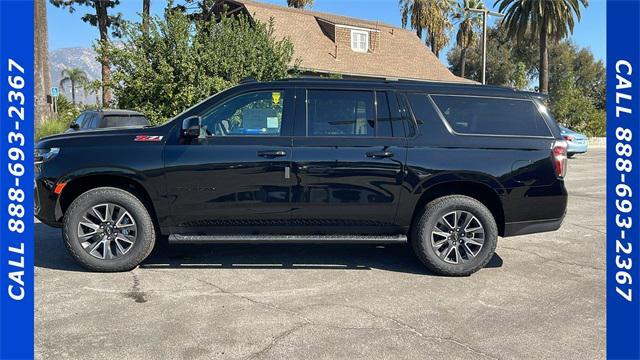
[452,0,484,78]
[100,7,296,125]
[287,0,313,8]
[59,68,89,106]
[84,79,103,106]
[546,41,606,111]
[551,72,604,136]
[495,0,588,94]
[447,26,532,88]
[49,0,123,106]
[400,0,454,56]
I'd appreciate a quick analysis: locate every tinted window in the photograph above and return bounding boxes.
[102,115,149,128]
[307,90,374,136]
[431,95,551,137]
[90,114,103,128]
[201,91,284,136]
[83,114,96,129]
[375,92,405,138]
[72,114,86,127]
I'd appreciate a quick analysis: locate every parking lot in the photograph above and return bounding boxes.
[35,147,605,360]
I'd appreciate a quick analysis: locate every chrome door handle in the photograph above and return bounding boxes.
[366,151,394,159]
[257,150,287,158]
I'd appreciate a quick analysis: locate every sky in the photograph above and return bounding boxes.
[47,0,606,65]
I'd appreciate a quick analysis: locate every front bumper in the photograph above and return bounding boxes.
[34,165,63,227]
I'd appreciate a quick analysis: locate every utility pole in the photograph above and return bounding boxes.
[464,8,504,85]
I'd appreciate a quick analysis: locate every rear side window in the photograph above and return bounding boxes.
[307,90,375,136]
[430,95,551,137]
[102,115,149,128]
[82,113,97,129]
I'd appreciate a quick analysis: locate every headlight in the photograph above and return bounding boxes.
[34,148,60,164]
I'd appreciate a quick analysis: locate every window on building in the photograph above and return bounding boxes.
[351,30,369,53]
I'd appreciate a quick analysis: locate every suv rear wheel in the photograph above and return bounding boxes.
[63,187,156,272]
[411,195,497,276]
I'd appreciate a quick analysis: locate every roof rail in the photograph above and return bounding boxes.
[239,76,257,84]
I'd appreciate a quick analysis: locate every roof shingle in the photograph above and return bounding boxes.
[232,0,471,83]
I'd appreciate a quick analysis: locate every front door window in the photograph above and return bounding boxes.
[201,91,285,136]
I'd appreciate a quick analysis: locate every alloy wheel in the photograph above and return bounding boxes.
[77,203,138,260]
[430,210,485,264]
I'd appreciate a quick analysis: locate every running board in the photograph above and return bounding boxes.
[168,234,408,244]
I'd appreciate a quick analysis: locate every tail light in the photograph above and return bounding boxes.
[552,140,568,178]
[563,135,573,142]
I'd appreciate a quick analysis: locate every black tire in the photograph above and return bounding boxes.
[568,152,576,159]
[410,195,498,276]
[63,187,156,272]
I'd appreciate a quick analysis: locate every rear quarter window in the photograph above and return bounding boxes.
[430,95,552,137]
[102,115,149,128]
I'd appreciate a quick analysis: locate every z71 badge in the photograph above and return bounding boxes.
[134,135,163,142]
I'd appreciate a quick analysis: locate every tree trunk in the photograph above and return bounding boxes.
[143,0,150,35]
[460,47,467,78]
[430,31,438,56]
[71,81,76,105]
[416,26,422,39]
[34,0,53,129]
[539,15,549,94]
[96,1,112,106]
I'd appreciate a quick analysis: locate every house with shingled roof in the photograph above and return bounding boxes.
[212,0,471,83]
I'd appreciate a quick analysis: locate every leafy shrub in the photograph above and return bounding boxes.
[36,94,80,140]
[101,5,297,125]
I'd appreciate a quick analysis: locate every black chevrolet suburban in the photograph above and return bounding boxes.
[35,78,568,276]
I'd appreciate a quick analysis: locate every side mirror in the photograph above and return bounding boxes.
[69,123,80,130]
[182,116,202,138]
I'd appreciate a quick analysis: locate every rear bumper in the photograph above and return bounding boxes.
[567,140,588,154]
[503,211,566,237]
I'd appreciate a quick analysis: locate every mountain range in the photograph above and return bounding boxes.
[49,47,101,105]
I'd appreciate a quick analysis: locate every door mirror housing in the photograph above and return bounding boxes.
[69,123,80,130]
[182,116,202,138]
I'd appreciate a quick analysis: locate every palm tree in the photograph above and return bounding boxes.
[287,0,313,8]
[495,0,588,93]
[143,0,151,35]
[35,0,53,125]
[400,0,427,39]
[59,68,88,106]
[400,0,454,56]
[453,0,484,78]
[84,79,103,106]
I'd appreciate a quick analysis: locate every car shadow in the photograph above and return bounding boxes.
[35,223,503,275]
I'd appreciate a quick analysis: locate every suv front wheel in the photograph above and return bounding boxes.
[411,195,498,276]
[63,187,156,272]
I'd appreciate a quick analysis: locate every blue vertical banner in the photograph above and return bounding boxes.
[0,0,35,359]
[607,0,640,359]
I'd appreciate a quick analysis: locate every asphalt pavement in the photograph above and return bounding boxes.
[35,148,605,360]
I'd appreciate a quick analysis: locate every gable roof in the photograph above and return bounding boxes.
[224,0,472,83]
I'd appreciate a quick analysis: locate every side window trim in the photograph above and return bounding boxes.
[397,93,418,138]
[427,93,555,139]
